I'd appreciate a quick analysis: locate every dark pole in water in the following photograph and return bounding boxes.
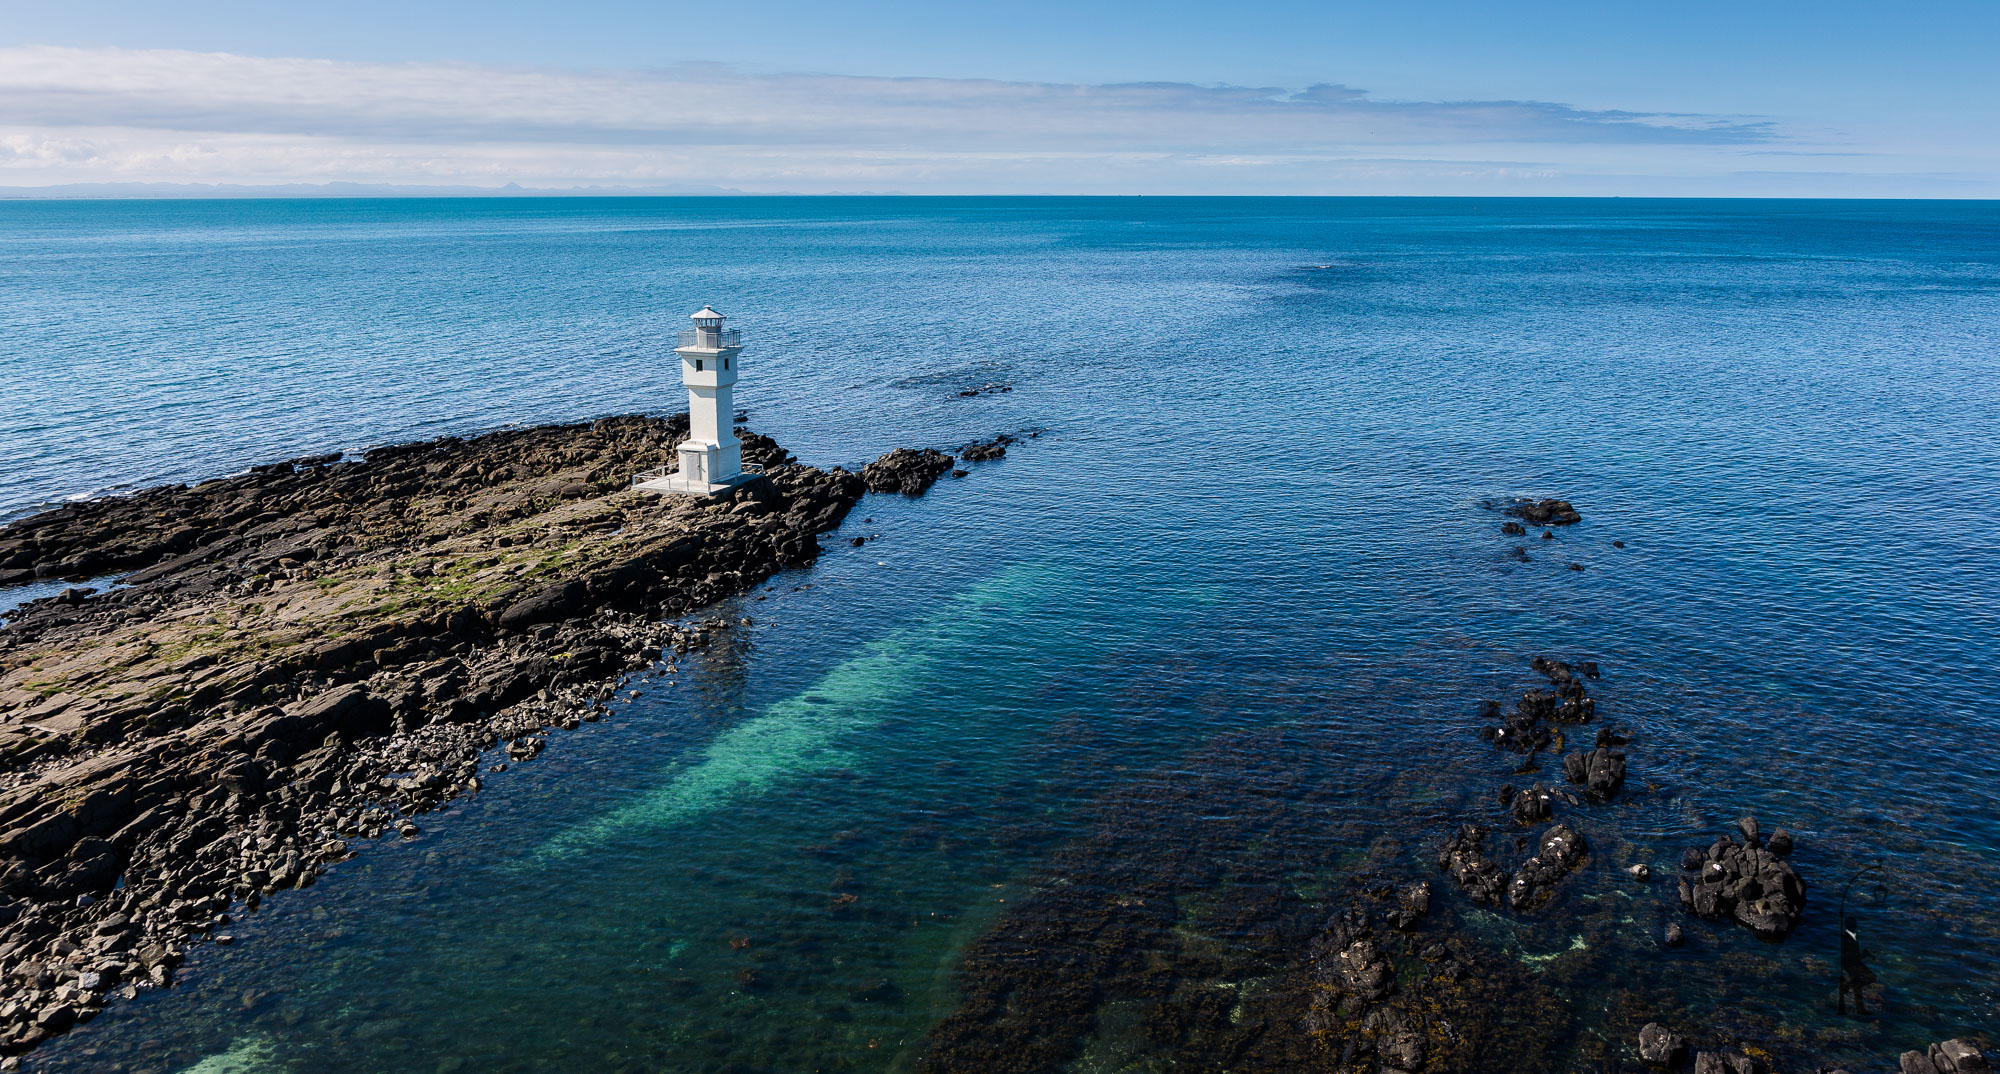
[1835,864,1886,1017]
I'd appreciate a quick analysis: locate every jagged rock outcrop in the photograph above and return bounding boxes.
[1639,1022,1687,1066]
[1562,747,1627,801]
[1677,816,1807,939]
[1506,498,1582,526]
[862,448,955,495]
[956,434,1017,462]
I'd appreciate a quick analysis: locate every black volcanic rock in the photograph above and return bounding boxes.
[1639,1023,1687,1066]
[1561,747,1626,800]
[1676,818,1807,939]
[956,433,1017,462]
[1506,823,1587,910]
[862,448,955,495]
[1507,498,1582,525]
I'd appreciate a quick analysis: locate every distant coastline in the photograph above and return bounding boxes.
[0,182,911,199]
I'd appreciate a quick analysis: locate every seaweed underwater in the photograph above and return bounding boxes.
[906,502,1996,1074]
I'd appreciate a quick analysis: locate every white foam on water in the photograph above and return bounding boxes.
[175,1035,278,1074]
[1519,934,1590,966]
[532,560,1061,862]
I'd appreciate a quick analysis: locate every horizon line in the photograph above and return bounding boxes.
[2,185,1996,204]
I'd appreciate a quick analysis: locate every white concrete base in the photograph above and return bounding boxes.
[633,471,761,497]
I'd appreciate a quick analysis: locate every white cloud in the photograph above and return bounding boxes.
[0,45,1979,194]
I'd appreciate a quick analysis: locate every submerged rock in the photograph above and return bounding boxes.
[1694,1050,1758,1074]
[1365,1004,1426,1070]
[1332,938,1393,1000]
[1386,881,1432,930]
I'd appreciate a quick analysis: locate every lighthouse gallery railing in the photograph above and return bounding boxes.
[677,329,742,348]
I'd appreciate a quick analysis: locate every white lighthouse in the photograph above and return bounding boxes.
[634,305,761,495]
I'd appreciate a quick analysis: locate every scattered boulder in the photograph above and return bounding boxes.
[1928,1040,1991,1074]
[1507,499,1582,526]
[495,579,588,632]
[956,434,1017,462]
[1439,824,1508,905]
[33,1004,76,1034]
[1638,1023,1686,1066]
[1676,818,1806,939]
[1561,747,1626,800]
[1512,784,1555,824]
[1900,1042,1993,1074]
[1507,823,1587,910]
[861,449,955,495]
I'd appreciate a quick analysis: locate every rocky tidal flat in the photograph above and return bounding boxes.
[0,414,1017,1061]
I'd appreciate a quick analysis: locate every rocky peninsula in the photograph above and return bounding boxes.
[0,414,993,1058]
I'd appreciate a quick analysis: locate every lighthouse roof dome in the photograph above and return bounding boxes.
[690,305,725,321]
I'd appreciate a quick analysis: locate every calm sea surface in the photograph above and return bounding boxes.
[2,198,1997,1071]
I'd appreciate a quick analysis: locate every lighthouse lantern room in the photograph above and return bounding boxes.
[633,305,761,496]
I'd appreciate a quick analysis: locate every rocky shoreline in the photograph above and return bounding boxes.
[0,415,1008,1061]
[913,495,1988,1074]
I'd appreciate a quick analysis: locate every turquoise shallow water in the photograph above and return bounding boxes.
[2,197,1998,1071]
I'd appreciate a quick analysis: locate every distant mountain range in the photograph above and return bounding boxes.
[0,181,911,199]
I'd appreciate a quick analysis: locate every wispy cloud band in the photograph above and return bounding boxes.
[0,45,1935,195]
[0,46,1775,147]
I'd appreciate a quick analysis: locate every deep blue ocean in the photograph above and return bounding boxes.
[1,198,1996,1072]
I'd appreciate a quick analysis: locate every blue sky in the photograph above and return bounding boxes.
[2,0,1995,195]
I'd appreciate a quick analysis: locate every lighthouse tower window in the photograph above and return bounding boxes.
[695,359,703,371]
